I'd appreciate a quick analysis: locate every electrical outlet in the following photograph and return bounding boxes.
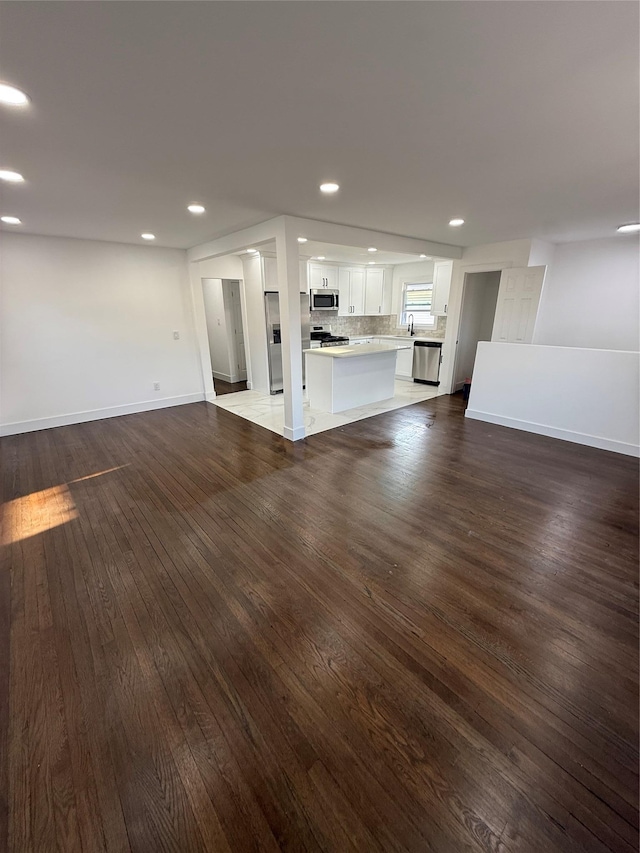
[173,330,180,340]
[153,382,160,391]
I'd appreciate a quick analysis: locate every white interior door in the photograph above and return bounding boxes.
[492,266,546,343]
[226,280,247,381]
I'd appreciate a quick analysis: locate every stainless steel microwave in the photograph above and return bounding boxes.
[310,288,339,311]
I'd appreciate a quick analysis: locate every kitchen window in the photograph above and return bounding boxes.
[400,282,436,327]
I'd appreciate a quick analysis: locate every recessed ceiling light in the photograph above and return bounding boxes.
[617,223,640,233]
[367,247,377,253]
[297,237,308,243]
[420,254,432,259]
[319,182,340,194]
[141,233,155,240]
[1,215,21,225]
[449,218,465,227]
[0,169,24,183]
[316,256,326,260]
[0,83,29,107]
[368,261,376,265]
[187,203,205,214]
[246,248,258,253]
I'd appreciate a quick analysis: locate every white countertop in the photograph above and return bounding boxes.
[375,335,444,344]
[304,343,410,359]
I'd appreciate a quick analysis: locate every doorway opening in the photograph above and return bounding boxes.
[453,270,501,392]
[202,278,248,395]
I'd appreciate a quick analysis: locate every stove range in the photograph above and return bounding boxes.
[310,325,349,349]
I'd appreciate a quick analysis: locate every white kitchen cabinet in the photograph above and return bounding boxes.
[338,267,365,316]
[364,268,384,315]
[395,345,415,379]
[349,337,374,345]
[309,263,338,289]
[261,255,309,293]
[364,267,392,315]
[262,256,278,291]
[299,259,309,294]
[432,261,453,316]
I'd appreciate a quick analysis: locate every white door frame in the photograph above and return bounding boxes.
[441,260,513,395]
[451,266,506,392]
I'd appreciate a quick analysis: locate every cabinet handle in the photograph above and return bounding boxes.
[444,304,447,313]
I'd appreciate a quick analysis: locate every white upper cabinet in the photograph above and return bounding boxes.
[261,256,309,293]
[262,256,278,291]
[338,265,391,316]
[309,263,338,289]
[364,268,385,315]
[338,267,365,315]
[432,261,453,316]
[299,259,309,294]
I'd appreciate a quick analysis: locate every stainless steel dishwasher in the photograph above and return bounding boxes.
[412,341,442,385]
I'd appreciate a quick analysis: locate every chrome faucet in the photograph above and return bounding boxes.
[407,313,415,336]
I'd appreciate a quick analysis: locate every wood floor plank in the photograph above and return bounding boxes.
[1,394,637,852]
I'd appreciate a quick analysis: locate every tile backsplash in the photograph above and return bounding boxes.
[309,312,447,339]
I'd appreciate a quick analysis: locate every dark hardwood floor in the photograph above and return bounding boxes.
[213,378,248,395]
[1,395,638,852]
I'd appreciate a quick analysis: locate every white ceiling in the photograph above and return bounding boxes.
[0,2,637,249]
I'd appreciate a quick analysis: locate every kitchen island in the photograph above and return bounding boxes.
[304,343,411,413]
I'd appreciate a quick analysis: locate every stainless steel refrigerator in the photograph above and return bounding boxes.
[265,292,311,394]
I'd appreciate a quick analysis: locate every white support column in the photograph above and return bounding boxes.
[188,260,216,402]
[275,219,305,441]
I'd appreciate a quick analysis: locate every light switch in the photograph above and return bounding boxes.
[173,330,180,340]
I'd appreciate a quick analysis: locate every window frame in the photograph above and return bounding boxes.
[399,279,437,329]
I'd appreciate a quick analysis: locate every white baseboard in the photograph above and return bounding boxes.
[283,425,306,441]
[213,370,248,384]
[465,409,640,457]
[0,393,206,437]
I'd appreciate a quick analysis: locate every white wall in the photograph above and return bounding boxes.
[197,255,244,280]
[0,233,203,435]
[466,342,639,456]
[533,236,639,351]
[461,238,532,269]
[202,278,232,381]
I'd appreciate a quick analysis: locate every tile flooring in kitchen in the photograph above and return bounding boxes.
[211,379,442,437]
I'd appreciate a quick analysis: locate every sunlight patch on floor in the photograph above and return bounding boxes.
[2,485,78,545]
